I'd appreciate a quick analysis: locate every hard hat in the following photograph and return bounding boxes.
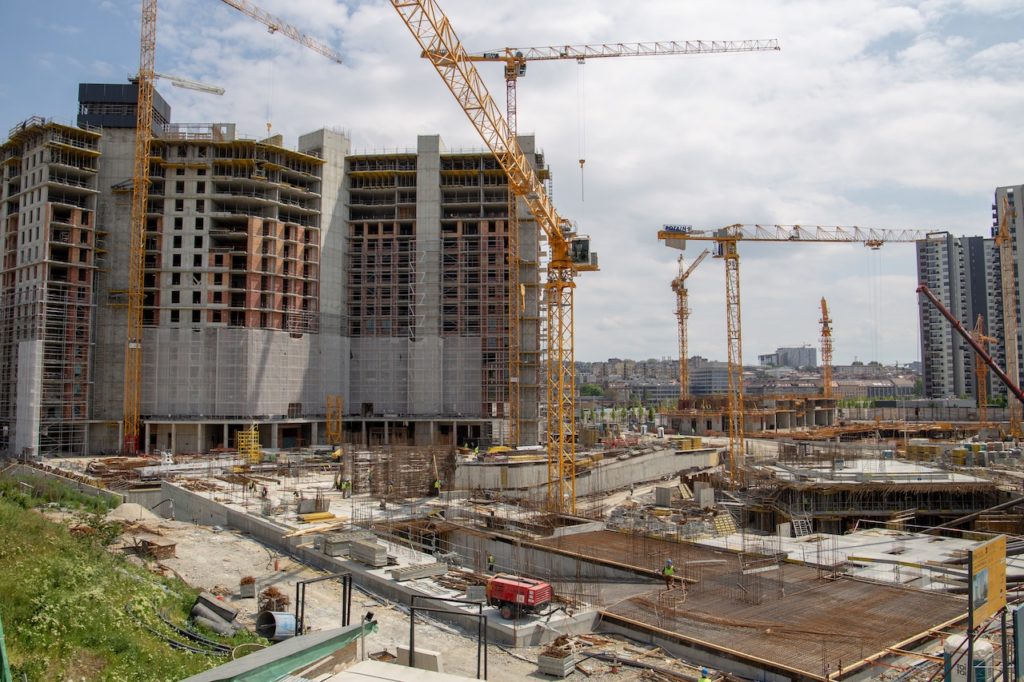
[701,669,709,676]
[666,559,673,565]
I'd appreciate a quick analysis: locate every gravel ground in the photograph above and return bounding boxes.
[114,517,653,680]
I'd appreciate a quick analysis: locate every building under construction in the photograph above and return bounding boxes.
[0,82,544,457]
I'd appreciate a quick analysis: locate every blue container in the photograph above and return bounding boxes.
[256,610,296,641]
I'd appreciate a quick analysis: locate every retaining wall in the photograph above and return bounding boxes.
[6,464,124,505]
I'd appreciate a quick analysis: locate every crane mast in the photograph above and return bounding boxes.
[672,250,709,400]
[972,315,996,423]
[123,0,157,453]
[393,0,596,514]
[820,298,833,400]
[659,224,928,487]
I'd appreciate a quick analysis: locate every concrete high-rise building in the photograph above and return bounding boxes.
[0,82,546,456]
[0,118,102,457]
[916,232,997,399]
[344,135,543,447]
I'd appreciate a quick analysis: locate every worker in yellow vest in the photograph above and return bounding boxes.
[662,559,675,590]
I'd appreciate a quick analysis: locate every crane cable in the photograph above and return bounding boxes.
[576,60,586,210]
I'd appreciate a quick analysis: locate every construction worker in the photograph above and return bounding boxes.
[433,479,442,496]
[340,479,351,498]
[699,668,711,682]
[662,559,675,590]
[487,553,495,572]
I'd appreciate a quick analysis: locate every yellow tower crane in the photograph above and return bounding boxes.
[393,0,600,514]
[994,196,1022,438]
[123,0,158,453]
[672,249,710,400]
[218,1,344,63]
[459,39,780,447]
[122,0,341,453]
[972,315,997,424]
[820,298,833,400]
[658,224,929,486]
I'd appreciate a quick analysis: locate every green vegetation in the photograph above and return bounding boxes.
[0,478,258,681]
[0,475,118,515]
[579,383,604,397]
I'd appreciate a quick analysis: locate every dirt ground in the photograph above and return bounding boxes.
[112,515,658,681]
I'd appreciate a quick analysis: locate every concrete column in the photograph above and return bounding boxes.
[430,421,435,446]
[311,422,318,446]
[144,422,151,454]
[170,423,176,454]
[384,421,389,446]
[361,420,367,446]
[222,423,229,449]
[271,424,279,449]
[197,423,203,452]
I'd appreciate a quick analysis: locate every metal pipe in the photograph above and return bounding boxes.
[917,283,1024,405]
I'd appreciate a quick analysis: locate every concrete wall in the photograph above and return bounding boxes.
[455,448,719,494]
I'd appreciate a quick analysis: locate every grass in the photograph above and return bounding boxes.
[0,477,263,681]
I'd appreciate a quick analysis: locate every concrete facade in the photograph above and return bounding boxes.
[916,232,996,400]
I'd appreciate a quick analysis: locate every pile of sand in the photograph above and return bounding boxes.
[106,502,161,522]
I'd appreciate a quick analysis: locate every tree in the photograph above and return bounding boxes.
[580,383,604,397]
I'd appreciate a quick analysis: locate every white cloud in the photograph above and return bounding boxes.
[6,0,1022,365]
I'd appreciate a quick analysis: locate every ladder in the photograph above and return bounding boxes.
[791,517,813,537]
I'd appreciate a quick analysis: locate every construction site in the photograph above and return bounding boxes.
[2,1,1024,681]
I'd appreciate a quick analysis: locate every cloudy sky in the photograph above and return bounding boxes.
[3,0,1023,365]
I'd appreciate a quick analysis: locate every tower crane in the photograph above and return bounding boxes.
[123,0,341,453]
[152,72,225,96]
[658,224,929,486]
[454,39,779,447]
[994,196,1021,437]
[123,0,157,453]
[820,298,833,400]
[393,0,598,514]
[218,1,343,64]
[971,315,997,424]
[672,250,710,400]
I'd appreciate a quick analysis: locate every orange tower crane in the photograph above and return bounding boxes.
[460,39,779,446]
[393,0,599,514]
[972,315,997,423]
[820,298,833,399]
[672,250,710,400]
[122,0,341,453]
[994,196,1022,438]
[658,224,929,486]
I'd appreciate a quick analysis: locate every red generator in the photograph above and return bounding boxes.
[486,575,553,619]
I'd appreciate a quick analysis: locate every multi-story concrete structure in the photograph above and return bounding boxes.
[0,118,102,457]
[343,135,544,447]
[757,345,817,369]
[0,82,547,456]
[916,232,997,400]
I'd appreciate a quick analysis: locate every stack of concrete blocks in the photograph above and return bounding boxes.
[350,539,388,567]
